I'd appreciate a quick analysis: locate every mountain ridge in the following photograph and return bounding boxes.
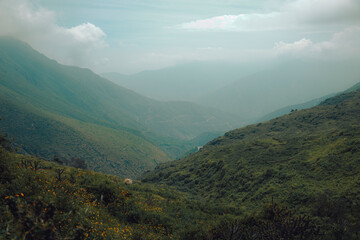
[257,81,360,122]
[197,60,360,123]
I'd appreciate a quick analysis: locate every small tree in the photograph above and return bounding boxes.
[55,168,65,181]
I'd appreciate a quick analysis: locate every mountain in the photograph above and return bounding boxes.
[256,94,335,123]
[0,37,239,177]
[0,97,169,178]
[142,87,360,219]
[102,61,266,102]
[258,82,360,122]
[196,60,360,123]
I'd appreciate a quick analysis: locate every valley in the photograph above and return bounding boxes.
[0,37,239,178]
[0,33,359,239]
[1,84,359,239]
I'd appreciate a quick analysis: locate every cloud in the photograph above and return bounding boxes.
[179,13,289,31]
[67,23,106,46]
[289,0,360,25]
[274,26,360,59]
[0,0,107,68]
[274,39,333,55]
[178,0,360,31]
[181,15,240,31]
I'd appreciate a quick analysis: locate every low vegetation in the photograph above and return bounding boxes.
[0,137,326,239]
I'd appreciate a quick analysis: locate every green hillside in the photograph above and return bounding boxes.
[143,88,360,237]
[0,138,325,239]
[0,95,169,178]
[0,37,239,177]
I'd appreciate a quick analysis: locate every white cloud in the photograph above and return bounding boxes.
[179,13,290,31]
[178,0,360,31]
[274,26,360,59]
[0,0,107,68]
[181,15,239,31]
[274,38,334,55]
[67,23,106,46]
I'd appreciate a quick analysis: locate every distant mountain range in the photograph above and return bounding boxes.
[102,62,265,102]
[0,37,239,177]
[258,82,360,122]
[105,59,360,125]
[196,60,360,123]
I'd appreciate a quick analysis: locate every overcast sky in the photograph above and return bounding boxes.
[0,0,359,74]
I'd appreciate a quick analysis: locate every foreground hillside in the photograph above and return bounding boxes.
[0,146,203,239]
[143,88,360,238]
[1,143,324,239]
[0,37,238,177]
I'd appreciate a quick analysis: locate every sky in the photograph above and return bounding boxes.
[0,0,359,74]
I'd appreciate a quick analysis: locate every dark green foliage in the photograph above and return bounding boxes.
[0,149,220,239]
[2,142,359,239]
[54,156,88,169]
[211,203,319,240]
[0,120,12,152]
[3,197,57,240]
[69,158,88,169]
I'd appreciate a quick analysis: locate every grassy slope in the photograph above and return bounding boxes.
[0,138,355,239]
[0,92,169,178]
[0,149,196,239]
[0,144,330,240]
[142,88,360,217]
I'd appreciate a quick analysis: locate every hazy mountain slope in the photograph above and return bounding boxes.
[102,62,266,102]
[0,37,238,141]
[257,94,336,122]
[0,37,240,165]
[258,82,360,122]
[143,88,360,213]
[197,60,360,123]
[0,88,169,178]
